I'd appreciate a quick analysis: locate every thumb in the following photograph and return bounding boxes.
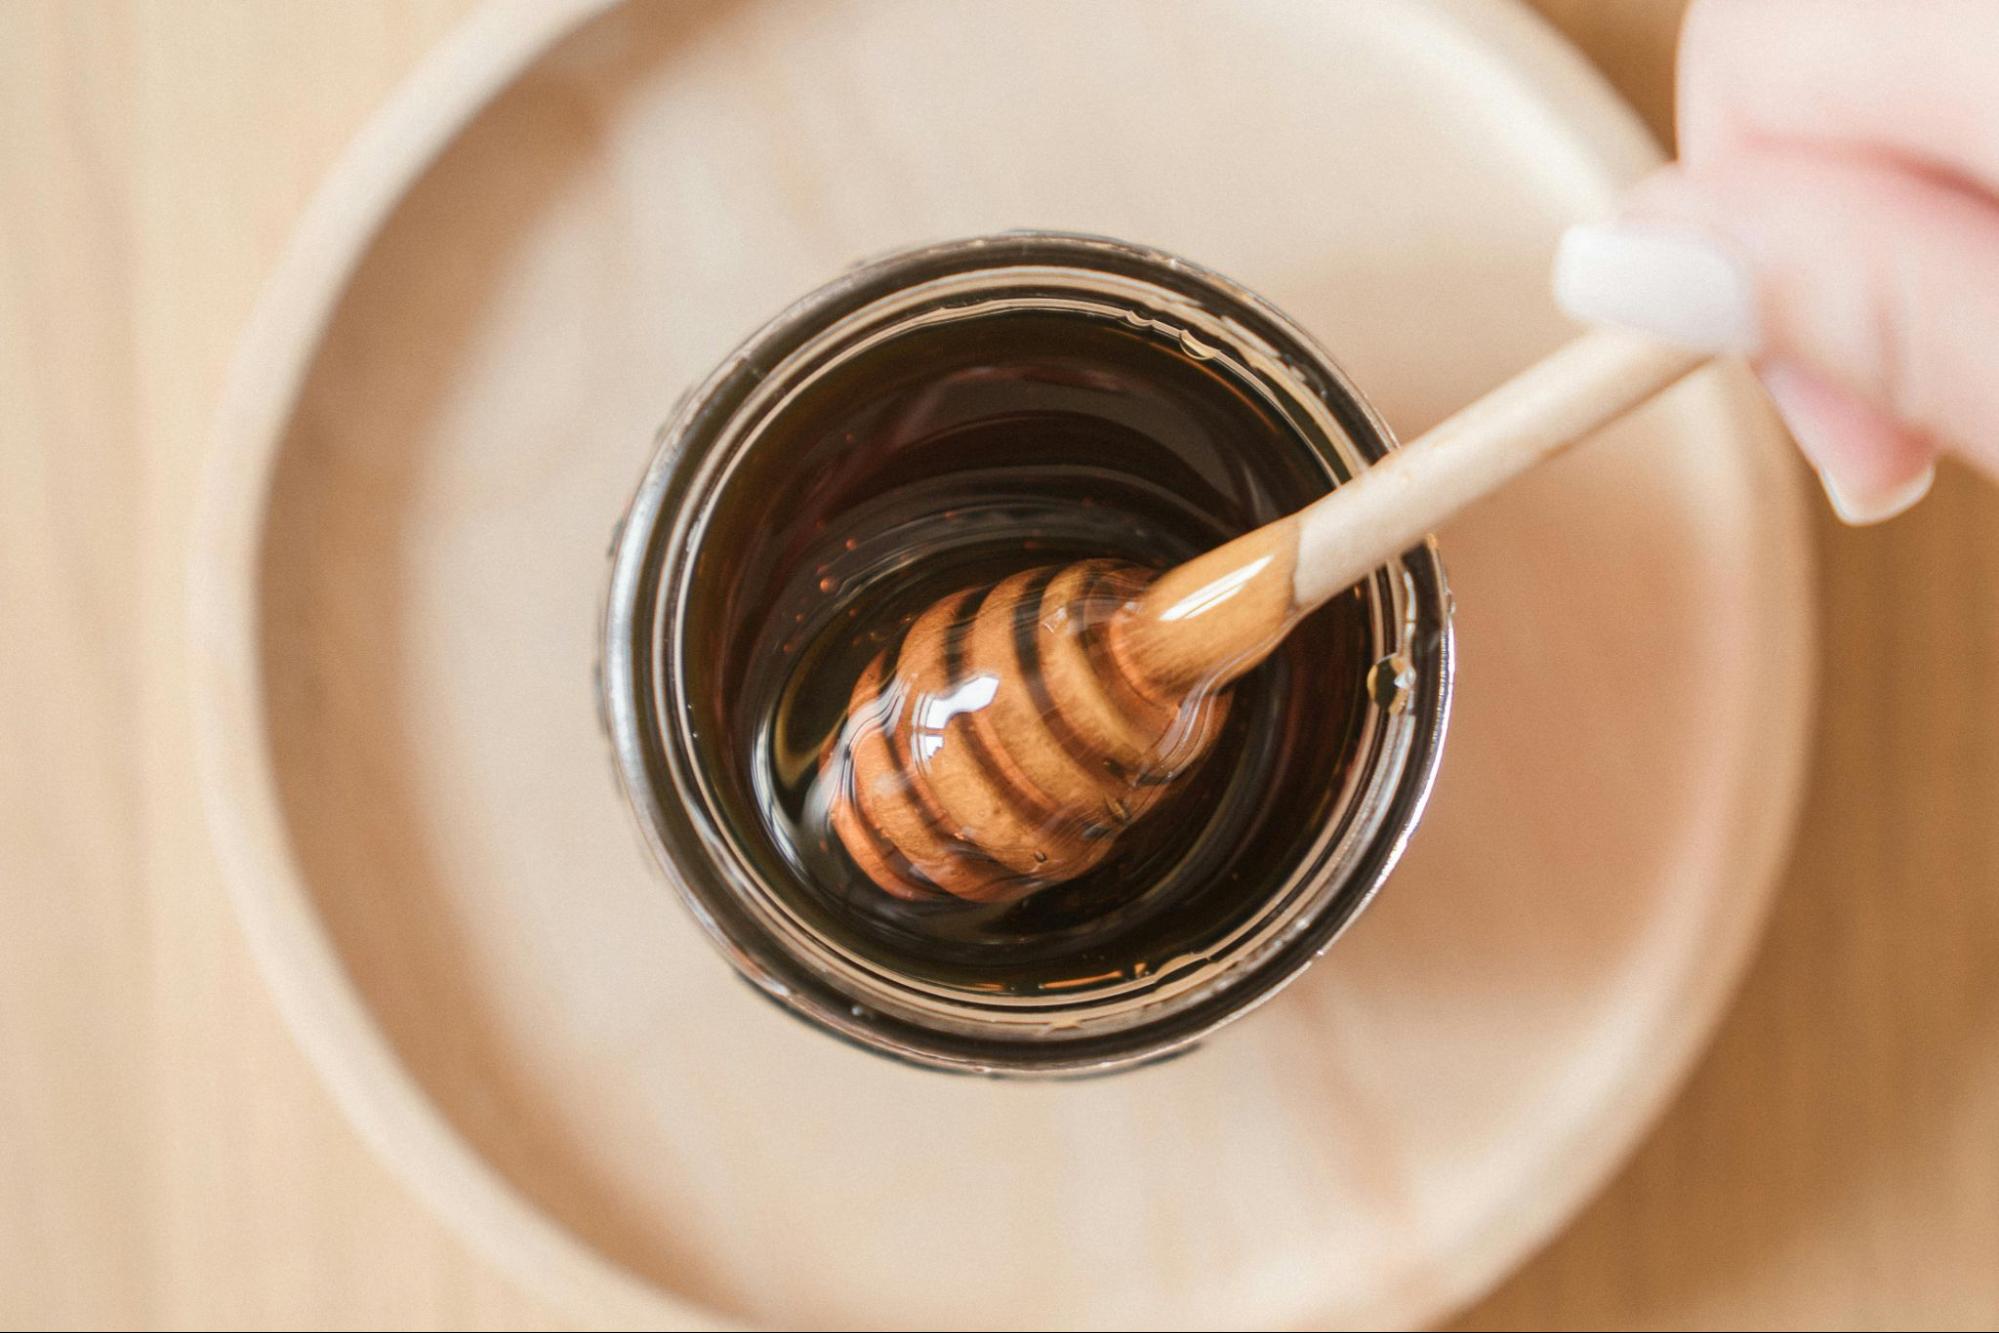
[1554,151,1999,523]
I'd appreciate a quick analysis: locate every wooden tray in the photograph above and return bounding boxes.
[193,1,1815,1326]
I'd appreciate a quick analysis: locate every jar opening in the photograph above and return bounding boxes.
[604,234,1451,1075]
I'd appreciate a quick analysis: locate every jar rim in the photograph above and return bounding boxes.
[603,231,1453,1076]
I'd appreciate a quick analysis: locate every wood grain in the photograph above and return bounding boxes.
[0,1,1994,1329]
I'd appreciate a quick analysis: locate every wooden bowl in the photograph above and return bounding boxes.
[193,0,1816,1326]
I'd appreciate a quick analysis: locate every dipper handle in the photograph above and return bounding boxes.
[1112,330,1710,695]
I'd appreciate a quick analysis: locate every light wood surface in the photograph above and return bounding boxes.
[1,3,1993,1331]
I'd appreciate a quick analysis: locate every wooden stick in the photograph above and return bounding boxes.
[1116,329,1710,693]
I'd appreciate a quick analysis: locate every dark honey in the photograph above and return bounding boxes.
[698,307,1376,996]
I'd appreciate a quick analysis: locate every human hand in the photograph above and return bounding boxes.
[1553,0,1999,524]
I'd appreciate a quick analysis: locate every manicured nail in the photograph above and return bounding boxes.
[1553,222,1761,355]
[1818,464,1935,526]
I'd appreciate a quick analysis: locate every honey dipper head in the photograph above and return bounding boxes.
[825,559,1231,903]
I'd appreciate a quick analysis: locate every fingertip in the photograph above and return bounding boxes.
[1759,361,1938,526]
[1817,463,1935,527]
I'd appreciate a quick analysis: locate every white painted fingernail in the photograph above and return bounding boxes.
[1819,464,1935,526]
[1554,222,1761,354]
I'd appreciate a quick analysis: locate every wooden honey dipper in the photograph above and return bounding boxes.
[829,330,1710,903]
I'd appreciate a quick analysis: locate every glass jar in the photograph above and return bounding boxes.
[602,232,1452,1075]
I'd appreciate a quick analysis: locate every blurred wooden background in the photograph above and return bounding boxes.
[2,1,1993,1327]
